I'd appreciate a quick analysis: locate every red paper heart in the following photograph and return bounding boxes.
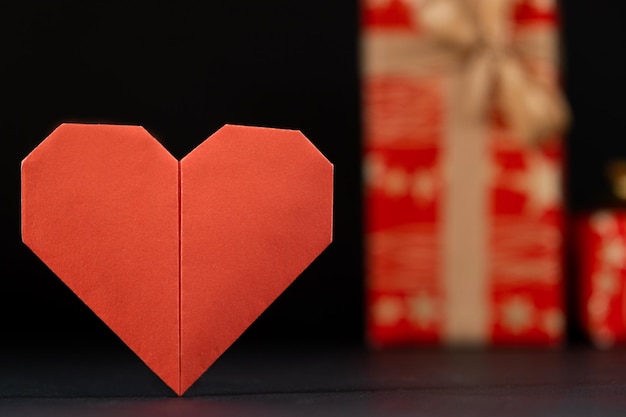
[21,124,333,395]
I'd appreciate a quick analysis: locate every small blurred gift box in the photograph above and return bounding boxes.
[362,0,570,347]
[572,161,626,349]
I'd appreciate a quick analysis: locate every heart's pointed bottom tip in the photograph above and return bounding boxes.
[160,378,186,396]
[170,384,185,397]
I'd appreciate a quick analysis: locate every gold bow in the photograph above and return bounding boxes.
[419,0,569,142]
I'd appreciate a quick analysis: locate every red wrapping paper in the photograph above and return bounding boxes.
[574,211,626,348]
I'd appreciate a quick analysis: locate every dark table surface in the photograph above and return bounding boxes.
[2,339,626,417]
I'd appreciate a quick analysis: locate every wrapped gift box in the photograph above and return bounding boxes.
[573,211,626,349]
[363,0,568,346]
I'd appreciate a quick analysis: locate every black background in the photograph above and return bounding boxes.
[0,0,624,350]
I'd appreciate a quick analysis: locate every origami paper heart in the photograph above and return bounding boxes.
[21,123,333,395]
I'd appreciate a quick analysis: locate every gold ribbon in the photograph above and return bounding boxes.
[419,0,569,142]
